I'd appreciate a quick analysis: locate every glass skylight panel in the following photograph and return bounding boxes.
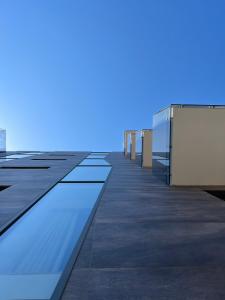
[79,159,110,166]
[0,182,104,300]
[0,159,14,162]
[91,152,109,155]
[4,154,32,159]
[24,152,44,155]
[87,155,106,159]
[62,166,111,182]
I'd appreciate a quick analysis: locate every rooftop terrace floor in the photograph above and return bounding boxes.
[62,152,225,300]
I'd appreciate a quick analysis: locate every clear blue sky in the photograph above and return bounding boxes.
[0,0,225,151]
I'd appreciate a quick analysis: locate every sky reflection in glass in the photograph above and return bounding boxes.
[62,166,111,182]
[0,159,14,162]
[79,159,110,166]
[91,153,109,155]
[0,182,103,300]
[87,155,106,159]
[4,154,32,159]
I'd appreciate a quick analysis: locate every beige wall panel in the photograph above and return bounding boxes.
[171,107,225,186]
[142,130,152,167]
[130,132,136,160]
[124,131,129,156]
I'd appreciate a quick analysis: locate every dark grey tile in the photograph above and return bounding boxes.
[91,222,225,268]
[75,226,96,268]
[62,267,225,300]
[95,198,225,222]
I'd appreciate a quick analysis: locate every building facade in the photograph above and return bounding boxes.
[0,150,225,299]
[153,104,225,186]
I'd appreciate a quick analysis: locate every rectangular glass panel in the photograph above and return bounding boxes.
[152,107,171,183]
[152,155,166,160]
[79,159,110,166]
[136,131,142,154]
[62,166,111,182]
[91,152,109,155]
[0,182,104,300]
[87,155,106,159]
[0,129,6,152]
[157,159,169,166]
[0,159,14,162]
[4,155,32,159]
[24,153,44,155]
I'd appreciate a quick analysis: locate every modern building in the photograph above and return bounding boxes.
[124,129,152,167]
[1,150,225,299]
[153,104,225,185]
[1,111,225,299]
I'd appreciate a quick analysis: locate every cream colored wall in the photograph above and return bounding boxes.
[171,107,225,186]
[124,131,129,156]
[142,130,152,167]
[130,132,136,160]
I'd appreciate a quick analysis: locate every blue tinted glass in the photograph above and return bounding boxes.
[87,155,106,159]
[4,154,32,159]
[136,131,142,154]
[0,183,103,300]
[24,152,44,155]
[157,159,169,166]
[62,166,111,182]
[152,155,166,160]
[0,129,6,151]
[152,107,171,183]
[79,159,110,166]
[0,159,14,162]
[91,152,109,155]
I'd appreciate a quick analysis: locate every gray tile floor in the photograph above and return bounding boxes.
[62,152,225,300]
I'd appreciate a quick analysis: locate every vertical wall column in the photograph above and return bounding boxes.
[141,129,152,167]
[124,131,129,156]
[130,131,136,160]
